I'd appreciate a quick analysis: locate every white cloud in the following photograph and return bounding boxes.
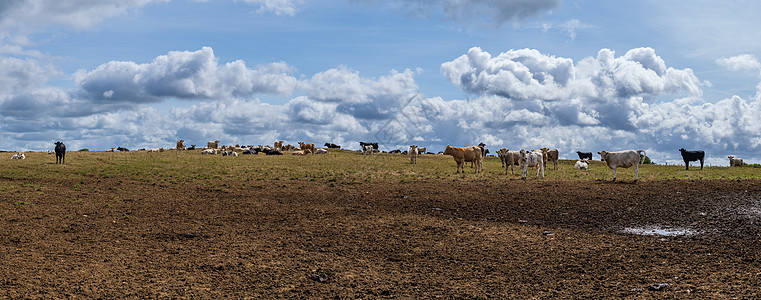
[240,0,302,16]
[717,54,761,73]
[73,47,298,103]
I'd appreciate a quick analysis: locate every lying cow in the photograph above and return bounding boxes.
[292,149,312,156]
[11,153,25,160]
[598,150,646,182]
[362,145,374,155]
[443,145,483,173]
[519,149,544,179]
[574,159,589,170]
[679,148,704,170]
[324,143,341,149]
[314,148,328,154]
[201,148,217,155]
[728,156,744,167]
[576,151,593,160]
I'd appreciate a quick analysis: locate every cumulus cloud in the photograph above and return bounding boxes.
[717,54,761,73]
[73,47,298,103]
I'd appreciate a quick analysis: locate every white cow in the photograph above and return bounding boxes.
[409,145,418,164]
[728,156,744,167]
[597,150,646,182]
[519,149,545,179]
[573,159,589,170]
[363,145,374,155]
[11,153,25,160]
[201,148,217,155]
[314,148,328,154]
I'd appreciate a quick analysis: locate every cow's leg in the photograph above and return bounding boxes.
[541,163,545,178]
[685,160,689,171]
[612,167,617,181]
[634,165,639,182]
[700,159,704,170]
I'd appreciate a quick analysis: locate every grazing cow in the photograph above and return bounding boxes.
[11,153,25,160]
[54,141,66,164]
[298,142,316,155]
[539,148,559,170]
[728,156,744,167]
[291,149,312,156]
[117,147,130,152]
[207,140,220,149]
[176,140,185,150]
[409,145,418,164]
[679,148,704,170]
[519,149,545,179]
[574,159,589,170]
[314,148,328,154]
[443,145,483,173]
[498,149,521,175]
[201,148,217,155]
[324,143,341,149]
[597,150,646,182]
[577,151,593,160]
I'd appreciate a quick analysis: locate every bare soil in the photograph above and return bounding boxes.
[2,177,761,298]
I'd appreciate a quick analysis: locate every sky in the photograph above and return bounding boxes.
[1,0,761,166]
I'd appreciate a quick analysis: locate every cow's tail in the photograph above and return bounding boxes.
[637,150,646,164]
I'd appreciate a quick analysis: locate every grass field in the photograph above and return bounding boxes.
[1,150,759,186]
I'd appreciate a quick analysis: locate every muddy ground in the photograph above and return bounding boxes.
[2,177,761,298]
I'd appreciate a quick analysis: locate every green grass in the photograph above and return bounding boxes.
[0,150,758,188]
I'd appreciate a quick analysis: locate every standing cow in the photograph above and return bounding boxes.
[576,151,593,160]
[728,156,744,167]
[54,141,66,164]
[679,148,704,170]
[409,145,418,164]
[519,149,545,179]
[597,150,646,182]
[443,145,483,173]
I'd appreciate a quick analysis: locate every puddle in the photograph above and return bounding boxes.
[621,226,699,237]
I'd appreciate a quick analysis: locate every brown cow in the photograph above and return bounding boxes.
[443,145,483,173]
[497,148,521,175]
[176,140,185,150]
[540,147,559,170]
[291,149,312,156]
[298,142,316,155]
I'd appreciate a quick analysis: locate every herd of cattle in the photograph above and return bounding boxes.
[6,140,749,182]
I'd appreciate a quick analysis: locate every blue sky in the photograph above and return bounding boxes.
[2,0,761,165]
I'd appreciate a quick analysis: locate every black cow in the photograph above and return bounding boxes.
[576,151,593,160]
[54,141,66,164]
[324,143,341,149]
[359,142,378,150]
[117,147,130,152]
[679,148,705,170]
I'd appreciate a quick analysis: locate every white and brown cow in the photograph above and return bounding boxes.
[519,149,545,179]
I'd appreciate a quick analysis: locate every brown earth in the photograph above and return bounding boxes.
[2,177,761,298]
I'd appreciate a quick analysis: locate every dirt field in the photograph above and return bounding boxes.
[2,167,761,298]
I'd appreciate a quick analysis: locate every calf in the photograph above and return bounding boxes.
[573,159,589,170]
[409,145,418,164]
[498,149,521,175]
[576,151,593,160]
[54,141,66,164]
[598,150,646,182]
[541,148,559,170]
[728,156,744,167]
[11,153,25,160]
[519,149,545,179]
[679,148,704,170]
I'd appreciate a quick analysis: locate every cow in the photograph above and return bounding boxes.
[242,149,258,155]
[274,141,284,151]
[728,156,744,167]
[201,148,217,155]
[147,148,164,152]
[574,159,589,170]
[11,153,25,160]
[359,142,378,151]
[314,148,328,154]
[417,147,426,154]
[679,148,704,170]
[117,147,130,152]
[443,145,483,173]
[362,145,374,155]
[519,149,545,179]
[324,143,341,149]
[106,148,115,152]
[597,150,646,182]
[577,151,593,160]
[207,140,220,149]
[298,142,316,155]
[497,149,522,175]
[222,151,239,157]
[409,145,418,164]
[54,141,66,164]
[291,149,312,156]
[541,148,559,170]
[176,140,186,150]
